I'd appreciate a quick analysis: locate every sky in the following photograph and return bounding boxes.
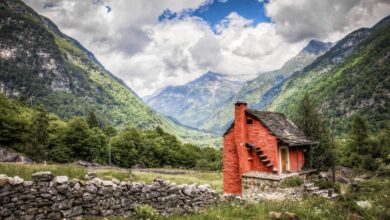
[23,0,390,96]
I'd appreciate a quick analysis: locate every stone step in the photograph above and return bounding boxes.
[266,163,273,168]
[313,189,328,196]
[259,154,267,158]
[262,159,270,163]
[245,143,254,150]
[304,183,314,188]
[272,168,278,173]
[255,148,263,153]
[307,186,319,192]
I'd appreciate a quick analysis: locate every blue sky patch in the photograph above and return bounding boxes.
[159,0,270,27]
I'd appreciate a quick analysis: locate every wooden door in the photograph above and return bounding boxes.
[281,148,287,172]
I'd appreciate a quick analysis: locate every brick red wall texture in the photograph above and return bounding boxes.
[223,103,304,194]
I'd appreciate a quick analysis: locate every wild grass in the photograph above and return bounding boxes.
[0,163,132,181]
[0,163,87,180]
[132,170,222,191]
[0,164,221,190]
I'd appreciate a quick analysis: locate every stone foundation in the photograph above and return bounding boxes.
[242,171,299,195]
[0,172,219,219]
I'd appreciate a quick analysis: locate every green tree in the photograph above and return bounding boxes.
[61,117,103,162]
[295,93,335,170]
[0,94,28,147]
[87,111,99,128]
[28,107,49,161]
[343,115,389,171]
[111,127,144,168]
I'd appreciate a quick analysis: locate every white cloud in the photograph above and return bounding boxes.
[266,0,390,42]
[23,0,390,96]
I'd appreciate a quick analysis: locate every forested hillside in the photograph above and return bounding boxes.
[0,0,218,147]
[267,15,390,133]
[0,93,221,170]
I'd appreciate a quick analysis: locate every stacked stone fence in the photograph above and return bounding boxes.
[0,171,219,219]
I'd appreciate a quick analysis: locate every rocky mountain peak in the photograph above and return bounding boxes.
[192,71,226,83]
[302,39,333,55]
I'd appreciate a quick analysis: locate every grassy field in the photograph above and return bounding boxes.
[132,170,222,192]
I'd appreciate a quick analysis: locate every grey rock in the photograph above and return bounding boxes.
[73,182,80,191]
[84,171,97,180]
[19,215,35,220]
[23,181,33,187]
[102,180,114,187]
[183,185,196,196]
[0,148,33,163]
[0,175,10,187]
[47,211,62,219]
[85,184,97,193]
[54,176,69,184]
[61,206,83,218]
[112,178,120,185]
[56,184,69,194]
[164,194,178,201]
[91,177,103,186]
[83,192,95,201]
[146,191,161,199]
[198,184,210,192]
[52,199,74,210]
[12,176,24,185]
[32,171,54,182]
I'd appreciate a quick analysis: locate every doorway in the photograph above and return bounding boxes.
[279,146,290,173]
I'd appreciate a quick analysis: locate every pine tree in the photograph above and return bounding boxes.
[349,114,369,154]
[343,114,381,170]
[87,111,99,128]
[295,93,335,170]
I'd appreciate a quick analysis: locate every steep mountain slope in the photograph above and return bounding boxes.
[146,72,242,128]
[267,15,390,132]
[0,0,218,146]
[202,40,332,134]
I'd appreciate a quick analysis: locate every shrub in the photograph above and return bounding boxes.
[280,176,304,188]
[134,204,158,220]
[313,178,341,192]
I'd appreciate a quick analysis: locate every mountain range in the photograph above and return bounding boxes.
[267,15,390,133]
[144,39,333,134]
[145,15,389,136]
[0,0,218,147]
[145,71,242,128]
[200,40,333,133]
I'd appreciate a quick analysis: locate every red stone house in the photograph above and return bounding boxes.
[223,102,314,194]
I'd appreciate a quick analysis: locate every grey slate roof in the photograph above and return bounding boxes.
[246,109,314,146]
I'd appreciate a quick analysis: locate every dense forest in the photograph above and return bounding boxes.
[294,93,390,174]
[0,94,221,170]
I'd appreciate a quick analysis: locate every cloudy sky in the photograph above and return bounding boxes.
[23,0,390,96]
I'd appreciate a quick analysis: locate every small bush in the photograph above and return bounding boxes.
[280,176,303,188]
[313,178,341,192]
[134,204,158,220]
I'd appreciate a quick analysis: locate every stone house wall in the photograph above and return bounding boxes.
[0,171,219,219]
[242,176,281,195]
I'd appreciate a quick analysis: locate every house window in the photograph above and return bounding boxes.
[246,119,253,124]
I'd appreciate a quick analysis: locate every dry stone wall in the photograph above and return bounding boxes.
[0,171,219,219]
